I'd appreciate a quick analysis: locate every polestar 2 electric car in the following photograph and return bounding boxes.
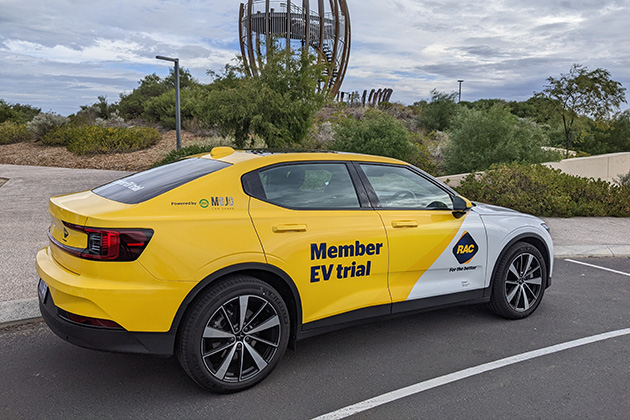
[37,147,553,392]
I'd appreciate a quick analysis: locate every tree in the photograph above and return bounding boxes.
[118,68,197,120]
[535,64,627,157]
[577,110,630,155]
[417,89,459,132]
[197,45,326,148]
[443,105,560,174]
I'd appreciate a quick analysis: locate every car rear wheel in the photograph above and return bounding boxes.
[488,241,546,319]
[177,275,290,393]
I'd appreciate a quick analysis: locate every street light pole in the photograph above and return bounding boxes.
[457,80,464,103]
[156,55,181,150]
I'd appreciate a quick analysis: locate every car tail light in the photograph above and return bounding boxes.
[60,223,153,261]
[58,308,123,329]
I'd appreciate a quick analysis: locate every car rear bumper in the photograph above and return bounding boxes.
[39,286,176,356]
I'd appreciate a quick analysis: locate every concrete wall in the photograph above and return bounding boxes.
[543,152,630,184]
[437,152,630,187]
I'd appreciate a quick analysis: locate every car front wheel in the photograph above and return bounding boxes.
[177,275,290,392]
[489,241,547,319]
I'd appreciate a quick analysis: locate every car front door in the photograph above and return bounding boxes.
[356,163,487,310]
[244,162,390,327]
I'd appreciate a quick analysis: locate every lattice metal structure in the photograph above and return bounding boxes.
[239,1,351,97]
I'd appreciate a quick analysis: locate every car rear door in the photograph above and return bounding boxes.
[244,161,390,327]
[356,163,487,310]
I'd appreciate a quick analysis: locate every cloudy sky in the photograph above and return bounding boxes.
[1,0,629,115]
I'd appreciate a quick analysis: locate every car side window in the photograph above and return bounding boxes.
[258,163,360,209]
[360,164,453,210]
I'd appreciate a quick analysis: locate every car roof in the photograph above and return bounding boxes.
[197,147,406,167]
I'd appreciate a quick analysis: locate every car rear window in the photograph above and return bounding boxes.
[93,158,231,204]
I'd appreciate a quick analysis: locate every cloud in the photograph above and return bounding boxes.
[0,0,628,114]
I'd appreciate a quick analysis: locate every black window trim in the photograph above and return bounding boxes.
[92,158,232,205]
[352,161,457,211]
[241,160,372,211]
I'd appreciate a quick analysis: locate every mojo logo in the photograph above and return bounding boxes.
[211,197,234,207]
[453,231,478,264]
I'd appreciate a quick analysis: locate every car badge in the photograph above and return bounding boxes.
[453,231,478,264]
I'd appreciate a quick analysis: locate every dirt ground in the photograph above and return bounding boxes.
[0,131,211,172]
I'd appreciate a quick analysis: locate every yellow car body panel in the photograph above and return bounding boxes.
[378,210,467,302]
[37,246,195,331]
[249,198,390,323]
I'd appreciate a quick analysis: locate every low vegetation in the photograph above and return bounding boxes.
[454,163,630,217]
[27,112,69,140]
[0,121,30,144]
[42,125,161,155]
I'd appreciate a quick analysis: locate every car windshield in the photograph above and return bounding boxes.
[93,158,230,204]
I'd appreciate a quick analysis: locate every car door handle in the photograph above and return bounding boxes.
[272,224,308,233]
[391,220,418,228]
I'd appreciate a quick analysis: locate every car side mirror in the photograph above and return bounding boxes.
[452,195,471,218]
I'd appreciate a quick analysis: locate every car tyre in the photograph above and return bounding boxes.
[488,242,547,319]
[176,275,290,393]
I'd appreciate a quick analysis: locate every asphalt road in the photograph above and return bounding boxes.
[1,257,629,420]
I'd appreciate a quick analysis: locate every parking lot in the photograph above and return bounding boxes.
[1,257,628,419]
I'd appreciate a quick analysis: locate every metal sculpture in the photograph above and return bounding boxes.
[239,1,351,97]
[337,88,393,107]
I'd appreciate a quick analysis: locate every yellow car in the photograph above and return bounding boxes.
[37,147,553,392]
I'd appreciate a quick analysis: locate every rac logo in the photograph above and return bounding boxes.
[453,231,478,264]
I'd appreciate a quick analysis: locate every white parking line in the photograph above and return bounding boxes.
[312,328,630,420]
[565,259,630,277]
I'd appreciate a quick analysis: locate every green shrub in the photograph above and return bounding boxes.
[43,125,161,155]
[0,99,40,124]
[27,112,69,140]
[152,144,218,167]
[0,121,30,144]
[40,125,71,146]
[143,87,201,130]
[331,109,435,169]
[444,105,561,174]
[454,163,630,217]
[417,90,459,132]
[616,170,630,188]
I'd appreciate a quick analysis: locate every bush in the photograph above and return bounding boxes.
[443,105,561,174]
[118,69,198,121]
[0,99,40,124]
[331,109,434,169]
[42,125,161,155]
[455,163,630,217]
[27,112,69,140]
[95,110,127,128]
[0,121,30,144]
[40,125,71,146]
[73,96,118,125]
[616,170,630,188]
[152,144,218,167]
[417,90,459,132]
[143,87,201,130]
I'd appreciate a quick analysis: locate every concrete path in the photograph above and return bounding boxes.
[542,217,630,258]
[0,164,130,324]
[1,163,629,325]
